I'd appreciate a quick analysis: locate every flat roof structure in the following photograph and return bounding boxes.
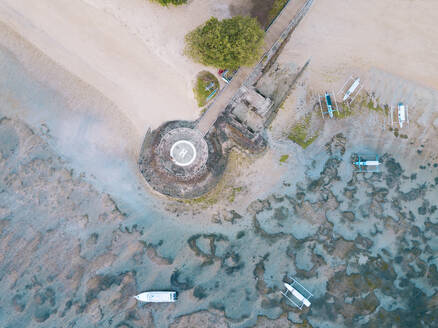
[170,140,197,167]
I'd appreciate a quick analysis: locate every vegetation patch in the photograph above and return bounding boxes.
[194,71,219,107]
[185,16,264,70]
[288,113,318,149]
[228,186,243,203]
[151,0,187,6]
[367,100,385,113]
[267,0,289,26]
[249,0,289,29]
[361,96,389,114]
[334,96,389,119]
[334,103,354,119]
[279,155,289,163]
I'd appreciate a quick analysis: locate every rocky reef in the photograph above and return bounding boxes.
[1,117,437,328]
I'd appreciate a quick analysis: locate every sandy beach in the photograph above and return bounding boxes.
[278,0,438,91]
[0,0,232,136]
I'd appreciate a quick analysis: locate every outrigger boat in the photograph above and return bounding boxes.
[318,91,340,119]
[343,78,360,102]
[283,282,311,308]
[337,76,363,105]
[134,291,178,303]
[280,275,313,309]
[353,154,380,173]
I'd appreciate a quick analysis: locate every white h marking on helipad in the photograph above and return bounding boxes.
[179,148,188,158]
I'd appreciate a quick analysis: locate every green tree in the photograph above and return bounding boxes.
[152,0,187,6]
[185,16,264,70]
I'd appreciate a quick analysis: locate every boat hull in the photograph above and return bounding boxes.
[134,291,178,303]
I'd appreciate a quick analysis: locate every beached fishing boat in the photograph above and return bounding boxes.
[398,102,406,128]
[134,291,178,303]
[343,78,360,101]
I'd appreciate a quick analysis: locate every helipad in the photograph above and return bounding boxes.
[170,140,197,166]
[153,126,209,178]
[139,122,220,198]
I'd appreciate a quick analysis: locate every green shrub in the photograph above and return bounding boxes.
[185,16,264,70]
[152,0,187,6]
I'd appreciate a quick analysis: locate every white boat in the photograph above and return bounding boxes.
[134,291,178,303]
[284,283,311,308]
[358,160,379,166]
[398,103,406,128]
[343,78,360,101]
[353,154,380,173]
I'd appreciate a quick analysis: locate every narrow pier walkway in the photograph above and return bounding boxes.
[196,0,313,136]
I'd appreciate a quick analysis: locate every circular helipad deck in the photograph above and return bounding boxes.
[170,140,197,166]
[138,121,229,199]
[157,127,209,176]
